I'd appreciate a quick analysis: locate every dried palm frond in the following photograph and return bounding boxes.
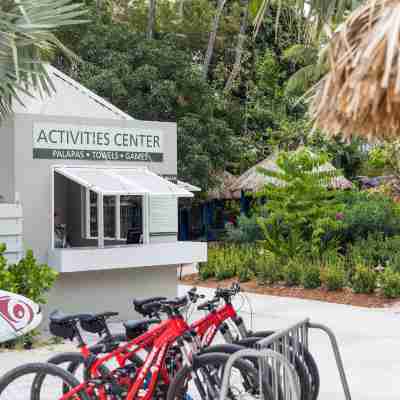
[311,0,400,140]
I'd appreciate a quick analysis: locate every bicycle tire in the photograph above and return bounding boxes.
[167,352,274,400]
[0,362,90,400]
[247,330,319,400]
[31,353,85,400]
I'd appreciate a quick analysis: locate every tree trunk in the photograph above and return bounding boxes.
[202,0,227,80]
[178,0,184,20]
[147,0,156,40]
[224,0,249,93]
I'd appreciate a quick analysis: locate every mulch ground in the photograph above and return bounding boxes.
[181,274,399,308]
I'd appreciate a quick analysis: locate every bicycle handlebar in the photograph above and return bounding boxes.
[214,283,241,302]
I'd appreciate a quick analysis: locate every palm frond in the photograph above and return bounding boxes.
[283,44,318,65]
[285,62,327,95]
[0,0,88,120]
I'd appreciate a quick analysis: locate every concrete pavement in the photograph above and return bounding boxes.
[178,285,400,400]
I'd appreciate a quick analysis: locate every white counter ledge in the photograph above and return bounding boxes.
[48,241,207,273]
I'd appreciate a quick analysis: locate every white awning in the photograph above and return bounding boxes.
[54,166,193,197]
[177,180,201,192]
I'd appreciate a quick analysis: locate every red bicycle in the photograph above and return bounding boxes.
[32,285,316,400]
[3,295,266,400]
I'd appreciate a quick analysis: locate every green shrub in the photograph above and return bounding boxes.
[226,215,263,243]
[0,244,17,292]
[380,268,400,298]
[7,250,58,304]
[0,246,57,305]
[0,246,58,348]
[302,264,321,289]
[237,251,255,282]
[348,234,400,270]
[339,192,400,242]
[321,264,346,291]
[283,260,302,287]
[215,262,235,280]
[198,262,215,280]
[351,265,377,294]
[256,252,282,285]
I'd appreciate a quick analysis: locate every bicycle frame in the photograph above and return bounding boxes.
[62,316,192,400]
[192,302,243,346]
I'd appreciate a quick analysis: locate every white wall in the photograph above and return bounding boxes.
[0,119,14,203]
[44,265,178,321]
[0,204,23,263]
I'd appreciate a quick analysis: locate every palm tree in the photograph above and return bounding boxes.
[0,0,87,120]
[253,0,362,38]
[283,43,327,96]
[203,0,227,80]
[224,0,250,93]
[147,0,157,39]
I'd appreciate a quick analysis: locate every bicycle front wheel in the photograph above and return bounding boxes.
[0,362,90,400]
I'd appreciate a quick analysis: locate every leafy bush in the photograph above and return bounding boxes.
[199,244,258,282]
[198,262,215,280]
[0,246,58,348]
[215,262,236,281]
[352,265,377,294]
[302,264,321,289]
[283,259,303,287]
[349,234,400,270]
[226,215,263,243]
[321,264,346,291]
[256,252,282,285]
[237,250,256,282]
[380,268,400,298]
[0,246,57,305]
[338,192,400,242]
[0,244,17,292]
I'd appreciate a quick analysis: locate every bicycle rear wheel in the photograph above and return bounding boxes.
[0,362,90,400]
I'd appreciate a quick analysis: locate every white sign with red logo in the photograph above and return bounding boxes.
[0,291,42,343]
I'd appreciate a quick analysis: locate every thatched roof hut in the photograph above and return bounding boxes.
[230,152,353,195]
[206,171,239,200]
[311,0,400,140]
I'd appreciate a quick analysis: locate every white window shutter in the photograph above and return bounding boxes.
[149,195,178,236]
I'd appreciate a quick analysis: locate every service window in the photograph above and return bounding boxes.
[83,190,143,241]
[120,196,142,239]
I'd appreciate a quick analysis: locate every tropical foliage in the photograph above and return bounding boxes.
[0,0,87,119]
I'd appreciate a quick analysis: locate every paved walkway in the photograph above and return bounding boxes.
[0,285,399,400]
[179,285,400,400]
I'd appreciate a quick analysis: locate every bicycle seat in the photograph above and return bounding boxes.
[161,295,188,308]
[133,297,167,316]
[124,319,150,340]
[93,311,119,320]
[50,310,93,323]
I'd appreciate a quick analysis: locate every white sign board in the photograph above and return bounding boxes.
[33,123,164,162]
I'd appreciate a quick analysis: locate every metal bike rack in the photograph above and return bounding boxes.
[219,319,352,400]
[218,347,301,400]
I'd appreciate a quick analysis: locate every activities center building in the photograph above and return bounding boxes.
[0,66,207,319]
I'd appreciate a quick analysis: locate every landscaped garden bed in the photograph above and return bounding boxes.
[191,150,400,308]
[182,274,397,308]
